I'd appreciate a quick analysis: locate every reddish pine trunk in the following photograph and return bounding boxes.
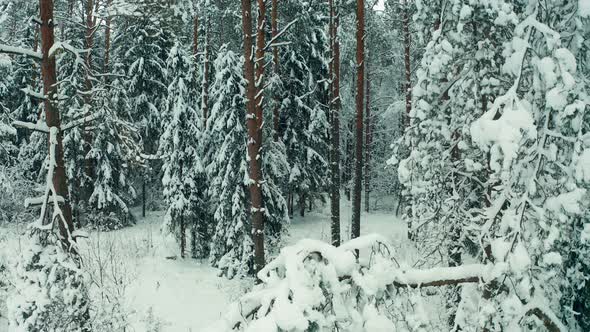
[351,0,365,243]
[364,63,371,213]
[329,0,341,246]
[241,0,265,273]
[40,0,75,243]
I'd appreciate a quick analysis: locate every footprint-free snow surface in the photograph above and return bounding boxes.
[0,199,408,331]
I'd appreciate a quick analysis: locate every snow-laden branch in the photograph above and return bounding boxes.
[264,18,298,51]
[207,236,497,332]
[62,113,100,131]
[24,195,65,208]
[21,87,46,100]
[30,127,76,251]
[12,121,50,133]
[0,44,42,60]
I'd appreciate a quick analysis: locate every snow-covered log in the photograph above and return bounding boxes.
[12,121,50,133]
[205,236,496,331]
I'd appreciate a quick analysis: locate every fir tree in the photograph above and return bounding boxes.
[160,43,206,259]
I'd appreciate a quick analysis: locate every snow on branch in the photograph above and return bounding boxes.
[206,236,495,331]
[12,121,50,133]
[62,113,100,131]
[21,87,46,100]
[0,44,42,60]
[30,127,76,250]
[24,195,65,208]
[264,19,298,51]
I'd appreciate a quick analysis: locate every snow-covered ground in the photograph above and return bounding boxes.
[0,198,413,331]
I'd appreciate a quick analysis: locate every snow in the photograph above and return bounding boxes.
[0,44,42,60]
[581,0,590,17]
[545,188,587,215]
[0,197,413,332]
[471,99,536,175]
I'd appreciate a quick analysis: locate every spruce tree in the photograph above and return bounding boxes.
[160,43,206,259]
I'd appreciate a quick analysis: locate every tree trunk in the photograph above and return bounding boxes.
[193,13,200,106]
[104,0,111,74]
[402,0,412,127]
[351,0,365,244]
[83,0,95,203]
[142,176,146,217]
[180,213,186,258]
[299,193,305,217]
[202,17,210,128]
[364,58,371,213]
[329,0,341,246]
[241,0,265,274]
[40,0,75,244]
[271,0,280,141]
[401,0,413,241]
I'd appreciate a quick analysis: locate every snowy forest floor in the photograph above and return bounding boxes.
[0,197,429,331]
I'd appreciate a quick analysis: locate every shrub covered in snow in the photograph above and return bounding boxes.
[8,234,90,332]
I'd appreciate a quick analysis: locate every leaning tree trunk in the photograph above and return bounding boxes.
[351,0,365,244]
[329,0,341,246]
[241,0,266,274]
[40,0,75,244]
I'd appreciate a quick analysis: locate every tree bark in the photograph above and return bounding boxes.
[271,0,280,141]
[402,0,412,127]
[329,0,341,246]
[104,0,111,74]
[351,0,365,244]
[241,0,265,274]
[364,58,371,213]
[201,17,210,128]
[40,0,75,244]
[83,0,96,204]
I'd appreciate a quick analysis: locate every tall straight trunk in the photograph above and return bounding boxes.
[402,0,413,240]
[254,0,266,144]
[364,62,371,213]
[271,0,280,141]
[40,0,75,243]
[402,0,412,126]
[193,14,200,99]
[351,0,365,243]
[201,18,210,128]
[179,163,185,258]
[241,0,266,274]
[104,0,111,74]
[299,193,305,217]
[83,0,95,201]
[329,0,341,246]
[142,177,146,217]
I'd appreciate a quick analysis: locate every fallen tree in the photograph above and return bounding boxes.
[204,235,566,332]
